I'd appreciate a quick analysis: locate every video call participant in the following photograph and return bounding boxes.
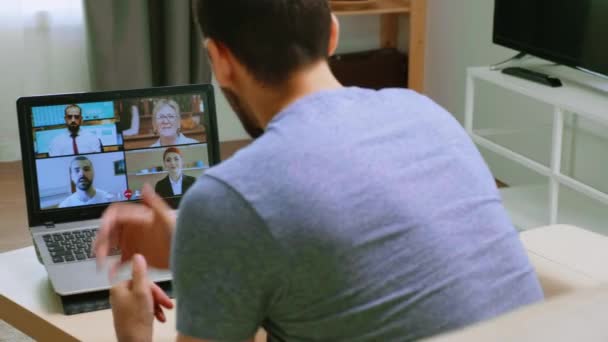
[149,99,199,147]
[48,104,103,157]
[155,147,196,197]
[59,156,114,208]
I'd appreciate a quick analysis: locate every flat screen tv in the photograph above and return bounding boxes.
[493,0,608,77]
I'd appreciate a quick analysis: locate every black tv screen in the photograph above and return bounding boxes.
[494,0,608,77]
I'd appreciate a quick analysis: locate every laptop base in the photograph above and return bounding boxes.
[60,280,173,315]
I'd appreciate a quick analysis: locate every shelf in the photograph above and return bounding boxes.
[501,185,608,236]
[139,112,202,119]
[500,185,550,231]
[331,0,410,16]
[330,0,426,93]
[130,167,208,176]
[468,66,608,122]
[123,128,205,141]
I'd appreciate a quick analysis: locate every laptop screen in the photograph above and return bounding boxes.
[18,85,219,222]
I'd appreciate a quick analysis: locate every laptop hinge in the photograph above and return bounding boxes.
[44,221,55,228]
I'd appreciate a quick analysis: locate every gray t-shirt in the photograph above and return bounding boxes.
[172,87,543,341]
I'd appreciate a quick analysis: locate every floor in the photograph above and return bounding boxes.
[0,320,32,342]
[0,162,30,253]
[0,162,34,341]
[0,140,250,341]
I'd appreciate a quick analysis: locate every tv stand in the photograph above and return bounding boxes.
[465,66,608,233]
[501,66,563,87]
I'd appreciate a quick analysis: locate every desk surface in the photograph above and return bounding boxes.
[0,140,262,341]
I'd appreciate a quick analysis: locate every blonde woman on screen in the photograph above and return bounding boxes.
[149,99,199,147]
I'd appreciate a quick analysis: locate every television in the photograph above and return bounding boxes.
[493,0,608,77]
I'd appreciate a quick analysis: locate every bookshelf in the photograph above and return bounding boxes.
[331,0,427,93]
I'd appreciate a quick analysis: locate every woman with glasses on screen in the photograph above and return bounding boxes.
[149,99,199,147]
[155,147,196,198]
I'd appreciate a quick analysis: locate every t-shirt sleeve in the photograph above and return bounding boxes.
[171,175,288,341]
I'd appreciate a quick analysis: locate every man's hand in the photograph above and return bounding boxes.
[110,254,174,342]
[94,184,176,271]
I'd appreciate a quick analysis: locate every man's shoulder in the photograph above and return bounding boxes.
[80,130,99,140]
[96,188,110,196]
[50,130,69,143]
[178,175,251,221]
[58,193,77,207]
[179,134,199,144]
[95,189,113,200]
[206,136,283,183]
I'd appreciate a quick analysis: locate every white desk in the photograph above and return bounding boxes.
[0,247,266,341]
[0,247,175,341]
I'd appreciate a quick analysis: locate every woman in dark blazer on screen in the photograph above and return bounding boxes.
[155,147,196,197]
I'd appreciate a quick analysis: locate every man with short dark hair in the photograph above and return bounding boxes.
[95,1,543,341]
[59,156,114,208]
[48,104,102,157]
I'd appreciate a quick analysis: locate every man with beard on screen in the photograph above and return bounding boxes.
[95,1,543,341]
[48,104,103,157]
[59,156,114,208]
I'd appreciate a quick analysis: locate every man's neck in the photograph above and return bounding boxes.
[246,61,342,128]
[69,128,80,137]
[76,188,96,202]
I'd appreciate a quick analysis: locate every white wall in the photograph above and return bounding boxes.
[0,0,91,161]
[0,2,25,161]
[425,0,514,124]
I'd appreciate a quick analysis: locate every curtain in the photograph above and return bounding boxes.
[84,0,211,90]
[0,0,91,161]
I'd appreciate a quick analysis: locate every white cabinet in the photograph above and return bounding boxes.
[465,66,608,234]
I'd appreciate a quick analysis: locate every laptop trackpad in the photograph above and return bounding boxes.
[48,257,172,296]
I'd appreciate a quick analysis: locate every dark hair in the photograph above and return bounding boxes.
[65,104,82,116]
[193,0,332,85]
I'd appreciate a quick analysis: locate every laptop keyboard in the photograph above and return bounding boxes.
[42,229,120,264]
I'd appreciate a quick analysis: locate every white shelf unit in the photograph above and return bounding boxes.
[465,66,608,233]
[129,167,208,176]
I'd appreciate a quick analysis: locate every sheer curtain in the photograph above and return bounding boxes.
[0,0,90,161]
[84,0,211,90]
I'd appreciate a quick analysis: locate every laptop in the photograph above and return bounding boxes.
[16,84,220,305]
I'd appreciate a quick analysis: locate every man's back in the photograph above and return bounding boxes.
[173,87,543,341]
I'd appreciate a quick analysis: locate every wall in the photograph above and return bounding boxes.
[425,0,514,124]
[0,1,91,161]
[0,2,25,161]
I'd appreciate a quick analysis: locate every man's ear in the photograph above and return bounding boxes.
[328,14,340,56]
[205,38,233,87]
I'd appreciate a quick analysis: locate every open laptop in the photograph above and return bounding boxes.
[16,84,220,305]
